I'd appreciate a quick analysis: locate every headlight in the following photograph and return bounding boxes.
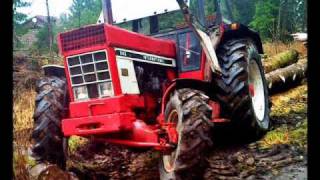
[73,86,88,100]
[98,82,114,97]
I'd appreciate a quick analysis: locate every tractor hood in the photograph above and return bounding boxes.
[58,24,177,58]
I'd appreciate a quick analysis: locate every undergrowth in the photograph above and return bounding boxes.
[259,85,307,150]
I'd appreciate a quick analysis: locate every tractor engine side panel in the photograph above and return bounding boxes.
[113,48,177,122]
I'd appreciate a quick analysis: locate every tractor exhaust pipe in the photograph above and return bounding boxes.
[101,0,113,24]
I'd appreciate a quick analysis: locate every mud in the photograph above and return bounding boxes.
[24,84,307,180]
[66,142,159,180]
[62,137,307,180]
[203,143,306,179]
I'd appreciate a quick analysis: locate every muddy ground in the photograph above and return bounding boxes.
[13,51,307,180]
[23,84,307,180]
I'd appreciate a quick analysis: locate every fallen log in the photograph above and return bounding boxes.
[263,49,299,73]
[265,58,307,93]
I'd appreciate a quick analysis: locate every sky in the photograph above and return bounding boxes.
[17,0,183,21]
[111,0,180,23]
[17,0,73,18]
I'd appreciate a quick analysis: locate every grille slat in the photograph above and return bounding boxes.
[60,24,106,53]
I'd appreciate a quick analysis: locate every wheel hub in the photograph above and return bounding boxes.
[163,110,179,172]
[248,60,266,121]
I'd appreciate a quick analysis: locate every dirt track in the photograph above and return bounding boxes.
[13,55,307,179]
[15,84,307,180]
[56,84,307,180]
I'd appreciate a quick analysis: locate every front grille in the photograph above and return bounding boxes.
[67,50,112,99]
[60,24,106,53]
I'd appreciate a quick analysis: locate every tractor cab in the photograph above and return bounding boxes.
[96,0,234,77]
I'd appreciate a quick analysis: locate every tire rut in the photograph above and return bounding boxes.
[203,143,305,180]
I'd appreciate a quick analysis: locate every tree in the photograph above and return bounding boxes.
[13,0,30,29]
[33,25,59,54]
[45,0,54,59]
[13,0,30,48]
[228,0,256,25]
[66,0,102,29]
[250,0,307,42]
[33,0,102,54]
[293,0,307,32]
[249,0,279,41]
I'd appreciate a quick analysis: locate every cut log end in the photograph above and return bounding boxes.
[266,58,307,94]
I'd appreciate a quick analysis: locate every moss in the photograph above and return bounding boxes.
[264,49,299,72]
[26,155,37,167]
[259,118,307,149]
[289,119,307,149]
[68,136,89,153]
[270,85,307,118]
[259,126,290,149]
[262,84,307,150]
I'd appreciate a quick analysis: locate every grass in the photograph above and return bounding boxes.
[13,88,36,179]
[270,85,307,117]
[289,119,307,149]
[259,118,307,150]
[258,85,307,150]
[13,89,36,132]
[259,126,290,149]
[68,136,89,153]
[13,150,30,180]
[263,41,307,58]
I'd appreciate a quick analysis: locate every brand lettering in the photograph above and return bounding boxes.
[119,50,127,56]
[142,55,165,63]
[115,49,175,67]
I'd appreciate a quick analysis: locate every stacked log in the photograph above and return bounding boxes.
[263,49,299,73]
[266,58,307,93]
[262,49,307,94]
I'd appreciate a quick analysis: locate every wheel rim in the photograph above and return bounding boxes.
[248,60,266,121]
[163,109,179,172]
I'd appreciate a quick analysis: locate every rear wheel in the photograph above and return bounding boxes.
[30,76,68,168]
[214,39,270,138]
[159,88,213,180]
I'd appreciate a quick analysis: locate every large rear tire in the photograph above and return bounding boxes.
[159,88,213,180]
[214,39,270,138]
[30,76,68,168]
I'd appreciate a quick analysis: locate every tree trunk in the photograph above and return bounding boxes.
[277,1,282,41]
[45,0,53,63]
[263,49,299,73]
[265,58,307,93]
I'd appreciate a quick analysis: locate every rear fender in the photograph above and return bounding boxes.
[221,23,264,54]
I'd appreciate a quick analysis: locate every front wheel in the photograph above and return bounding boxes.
[159,88,213,180]
[30,76,68,168]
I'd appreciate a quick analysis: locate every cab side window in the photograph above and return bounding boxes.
[177,31,201,72]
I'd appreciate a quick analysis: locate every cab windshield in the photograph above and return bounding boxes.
[111,0,218,35]
[115,10,186,35]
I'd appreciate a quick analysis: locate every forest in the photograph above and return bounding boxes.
[13,0,307,55]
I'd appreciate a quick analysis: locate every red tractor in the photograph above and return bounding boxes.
[30,0,270,179]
